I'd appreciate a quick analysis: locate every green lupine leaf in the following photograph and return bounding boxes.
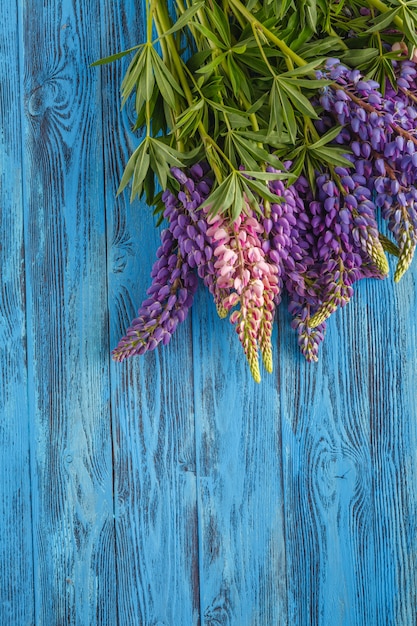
[121,48,147,105]
[309,146,353,167]
[174,99,205,137]
[117,138,150,196]
[145,48,154,101]
[279,79,319,118]
[206,1,231,47]
[281,59,326,77]
[401,8,417,47]
[366,8,402,33]
[282,77,333,89]
[186,49,213,73]
[91,44,144,66]
[278,88,297,144]
[231,182,245,221]
[150,48,183,95]
[144,168,156,207]
[231,136,259,171]
[232,134,279,165]
[309,125,343,148]
[149,143,169,190]
[279,0,294,18]
[131,149,151,199]
[297,37,344,58]
[196,52,228,75]
[268,83,280,135]
[243,176,289,203]
[305,155,317,192]
[192,22,227,49]
[158,0,205,37]
[241,170,293,181]
[207,100,250,126]
[305,0,318,32]
[201,173,237,216]
[341,48,379,66]
[235,129,287,146]
[149,137,185,167]
[151,51,176,109]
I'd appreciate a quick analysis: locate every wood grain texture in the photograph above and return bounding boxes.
[102,2,201,624]
[0,2,34,624]
[21,1,115,623]
[278,269,417,626]
[192,288,288,625]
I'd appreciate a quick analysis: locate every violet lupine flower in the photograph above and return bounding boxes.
[112,228,197,361]
[318,59,417,281]
[289,298,327,363]
[276,174,329,360]
[164,165,233,315]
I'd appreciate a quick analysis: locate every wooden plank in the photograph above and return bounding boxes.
[366,273,417,625]
[279,268,417,625]
[102,2,201,623]
[21,1,116,623]
[278,290,378,625]
[192,287,288,625]
[0,2,34,624]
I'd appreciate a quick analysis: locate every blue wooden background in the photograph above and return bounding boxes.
[2,1,417,624]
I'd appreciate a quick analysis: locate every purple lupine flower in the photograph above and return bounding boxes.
[112,228,197,361]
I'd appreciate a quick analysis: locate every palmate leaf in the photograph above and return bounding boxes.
[196,52,228,76]
[297,37,344,59]
[309,125,344,148]
[173,99,205,139]
[341,48,379,67]
[117,137,151,199]
[235,129,287,147]
[205,0,232,47]
[365,7,402,33]
[192,22,226,49]
[241,176,286,206]
[228,134,259,170]
[200,173,238,217]
[232,134,285,169]
[401,8,417,48]
[277,87,297,144]
[150,48,184,108]
[308,145,353,168]
[278,78,319,118]
[268,81,297,144]
[227,53,249,100]
[121,47,148,106]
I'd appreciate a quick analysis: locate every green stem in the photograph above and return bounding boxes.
[227,0,307,67]
[367,0,404,29]
[152,1,184,150]
[154,2,224,180]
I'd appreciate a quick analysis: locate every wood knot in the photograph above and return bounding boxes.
[27,83,55,117]
[112,248,129,273]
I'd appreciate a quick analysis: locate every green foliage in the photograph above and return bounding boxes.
[95,0,417,219]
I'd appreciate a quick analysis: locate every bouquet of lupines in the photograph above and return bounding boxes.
[95,0,417,381]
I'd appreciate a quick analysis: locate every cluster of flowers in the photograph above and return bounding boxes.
[112,59,417,381]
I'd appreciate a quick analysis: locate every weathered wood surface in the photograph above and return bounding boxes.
[0,2,33,624]
[1,1,417,624]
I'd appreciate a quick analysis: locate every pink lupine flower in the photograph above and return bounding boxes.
[203,200,280,381]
